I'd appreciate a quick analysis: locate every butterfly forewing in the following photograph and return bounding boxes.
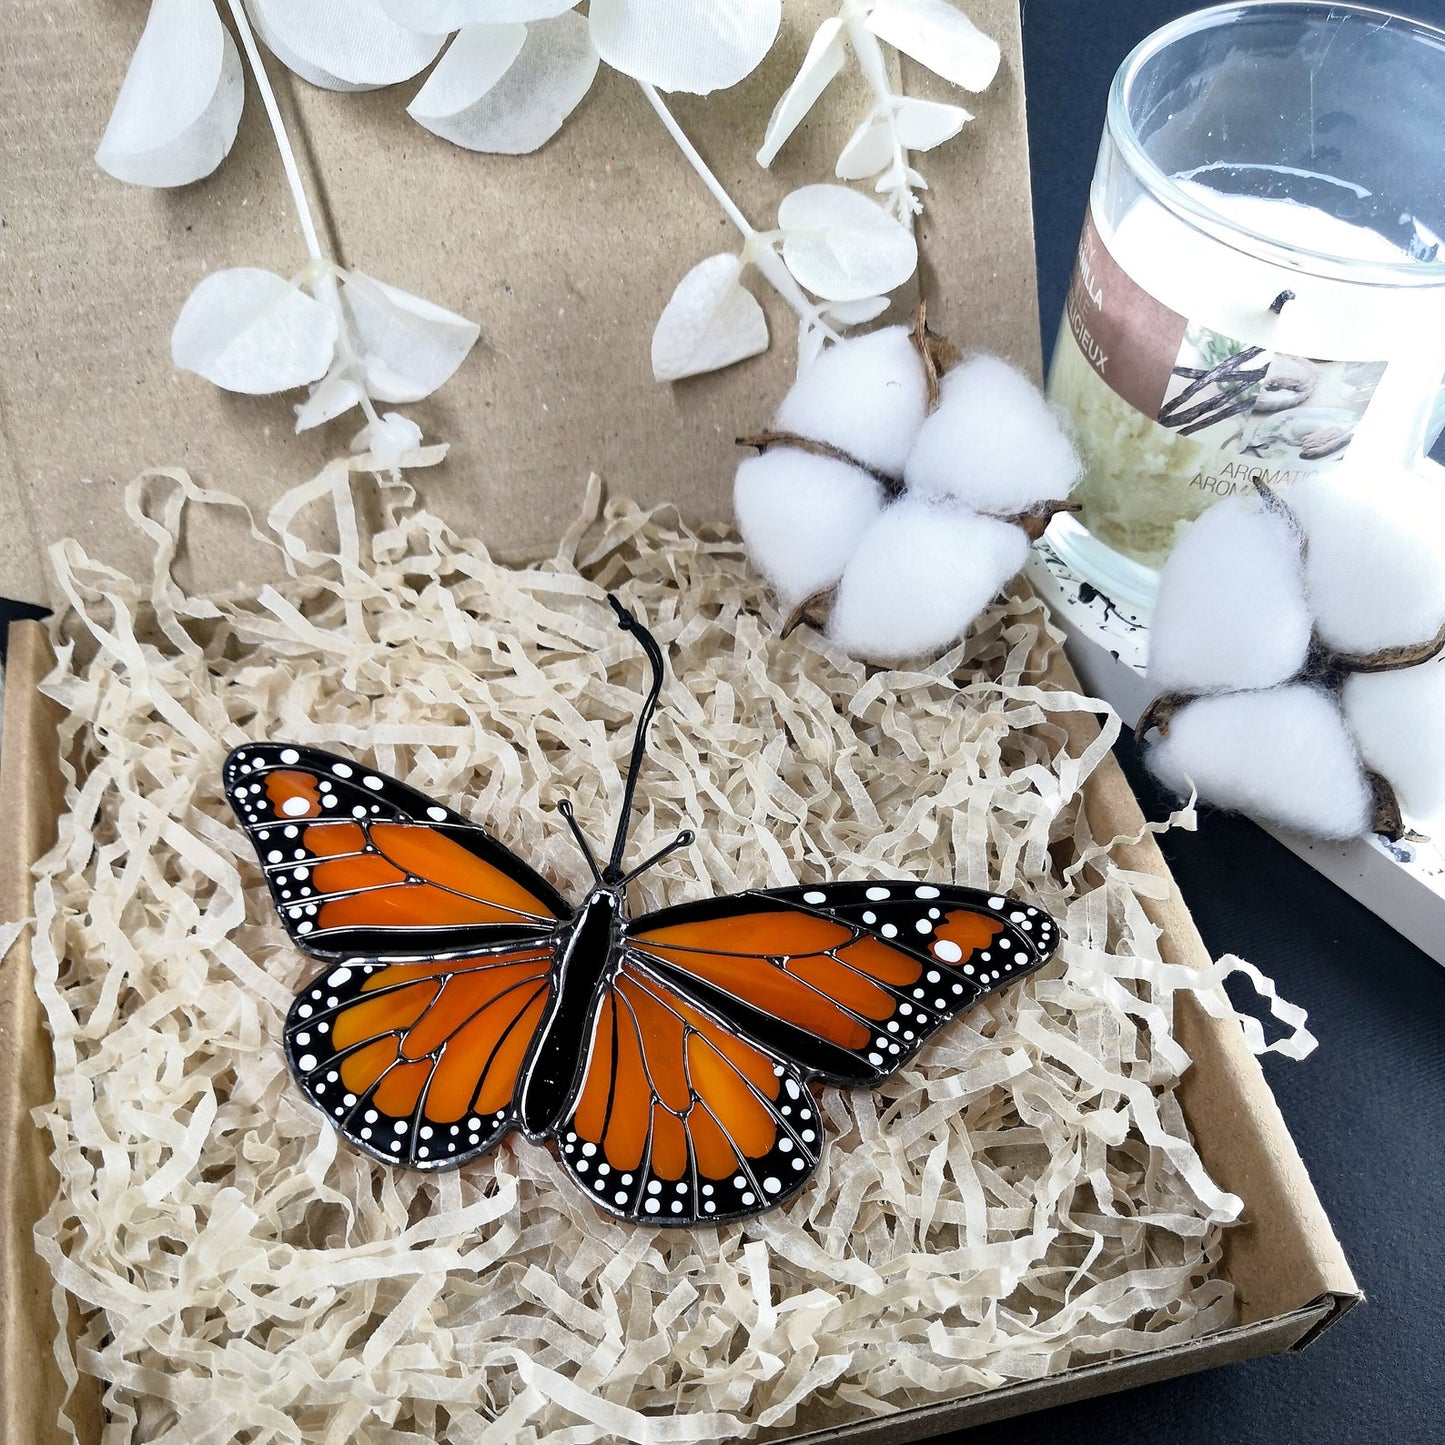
[554,963,823,1225]
[285,944,556,1169]
[224,743,571,961]
[625,883,1057,1090]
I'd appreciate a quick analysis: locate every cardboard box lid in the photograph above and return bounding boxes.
[1,0,1039,606]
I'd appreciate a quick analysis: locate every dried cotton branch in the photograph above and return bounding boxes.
[1140,474,1445,838]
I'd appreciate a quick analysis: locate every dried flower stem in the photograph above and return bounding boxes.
[841,0,919,221]
[224,0,323,264]
[638,82,841,348]
[225,0,385,438]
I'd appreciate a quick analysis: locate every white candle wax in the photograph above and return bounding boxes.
[1049,181,1445,599]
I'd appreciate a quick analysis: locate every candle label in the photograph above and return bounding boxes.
[1051,206,1389,568]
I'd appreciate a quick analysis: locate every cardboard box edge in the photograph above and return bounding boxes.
[1037,620,1360,1321]
[0,622,104,1445]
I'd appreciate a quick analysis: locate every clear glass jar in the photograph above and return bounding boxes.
[1047,2,1445,613]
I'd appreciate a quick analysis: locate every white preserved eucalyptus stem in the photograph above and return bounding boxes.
[638,81,840,344]
[224,1,389,439]
[842,0,914,218]
[223,0,323,264]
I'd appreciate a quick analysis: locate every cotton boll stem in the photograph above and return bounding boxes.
[737,431,902,496]
[639,82,841,349]
[1320,618,1445,677]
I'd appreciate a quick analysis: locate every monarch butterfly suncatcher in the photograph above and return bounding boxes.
[224,598,1060,1225]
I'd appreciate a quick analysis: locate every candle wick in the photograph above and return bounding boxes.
[1269,289,1296,315]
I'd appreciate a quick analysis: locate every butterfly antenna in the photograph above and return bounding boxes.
[605,595,666,881]
[557,800,604,885]
[617,829,696,889]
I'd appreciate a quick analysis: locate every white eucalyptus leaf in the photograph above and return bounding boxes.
[295,372,366,432]
[777,185,919,302]
[590,0,782,94]
[893,95,971,149]
[867,0,1002,93]
[409,13,598,155]
[342,271,481,403]
[652,254,769,381]
[836,113,895,182]
[249,0,446,91]
[377,0,574,28]
[173,269,339,394]
[97,0,245,188]
[757,17,847,167]
[821,295,890,326]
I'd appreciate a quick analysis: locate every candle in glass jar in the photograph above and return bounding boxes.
[1045,4,1445,613]
[1050,179,1445,591]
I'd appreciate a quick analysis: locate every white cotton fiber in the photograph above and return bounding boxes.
[1288,470,1445,656]
[903,354,1081,513]
[1147,498,1311,693]
[827,499,1030,663]
[774,325,928,478]
[735,449,886,606]
[1342,659,1445,825]
[1146,685,1373,840]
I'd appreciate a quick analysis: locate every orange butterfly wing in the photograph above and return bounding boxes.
[624,883,1055,1091]
[555,962,822,1223]
[225,744,575,1167]
[557,883,1056,1224]
[223,743,570,960]
[284,945,555,1168]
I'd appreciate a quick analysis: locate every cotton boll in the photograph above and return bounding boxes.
[774,326,927,478]
[1147,498,1311,693]
[1146,685,1372,840]
[1342,659,1445,825]
[1288,470,1445,655]
[903,354,1081,513]
[735,449,885,606]
[828,500,1030,663]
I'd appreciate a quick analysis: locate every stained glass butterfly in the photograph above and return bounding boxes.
[224,598,1059,1225]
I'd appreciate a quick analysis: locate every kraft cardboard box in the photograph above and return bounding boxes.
[0,2,1358,1439]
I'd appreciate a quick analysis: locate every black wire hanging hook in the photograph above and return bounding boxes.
[604,595,668,881]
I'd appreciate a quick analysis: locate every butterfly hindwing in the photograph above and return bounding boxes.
[223,743,571,961]
[285,943,557,1170]
[625,883,1057,1090]
[554,962,823,1225]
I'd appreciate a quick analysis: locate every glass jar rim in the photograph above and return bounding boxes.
[1108,1,1445,286]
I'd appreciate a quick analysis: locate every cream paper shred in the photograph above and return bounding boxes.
[27,459,1293,1443]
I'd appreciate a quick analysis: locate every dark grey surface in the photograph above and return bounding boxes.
[936,4,1445,1441]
